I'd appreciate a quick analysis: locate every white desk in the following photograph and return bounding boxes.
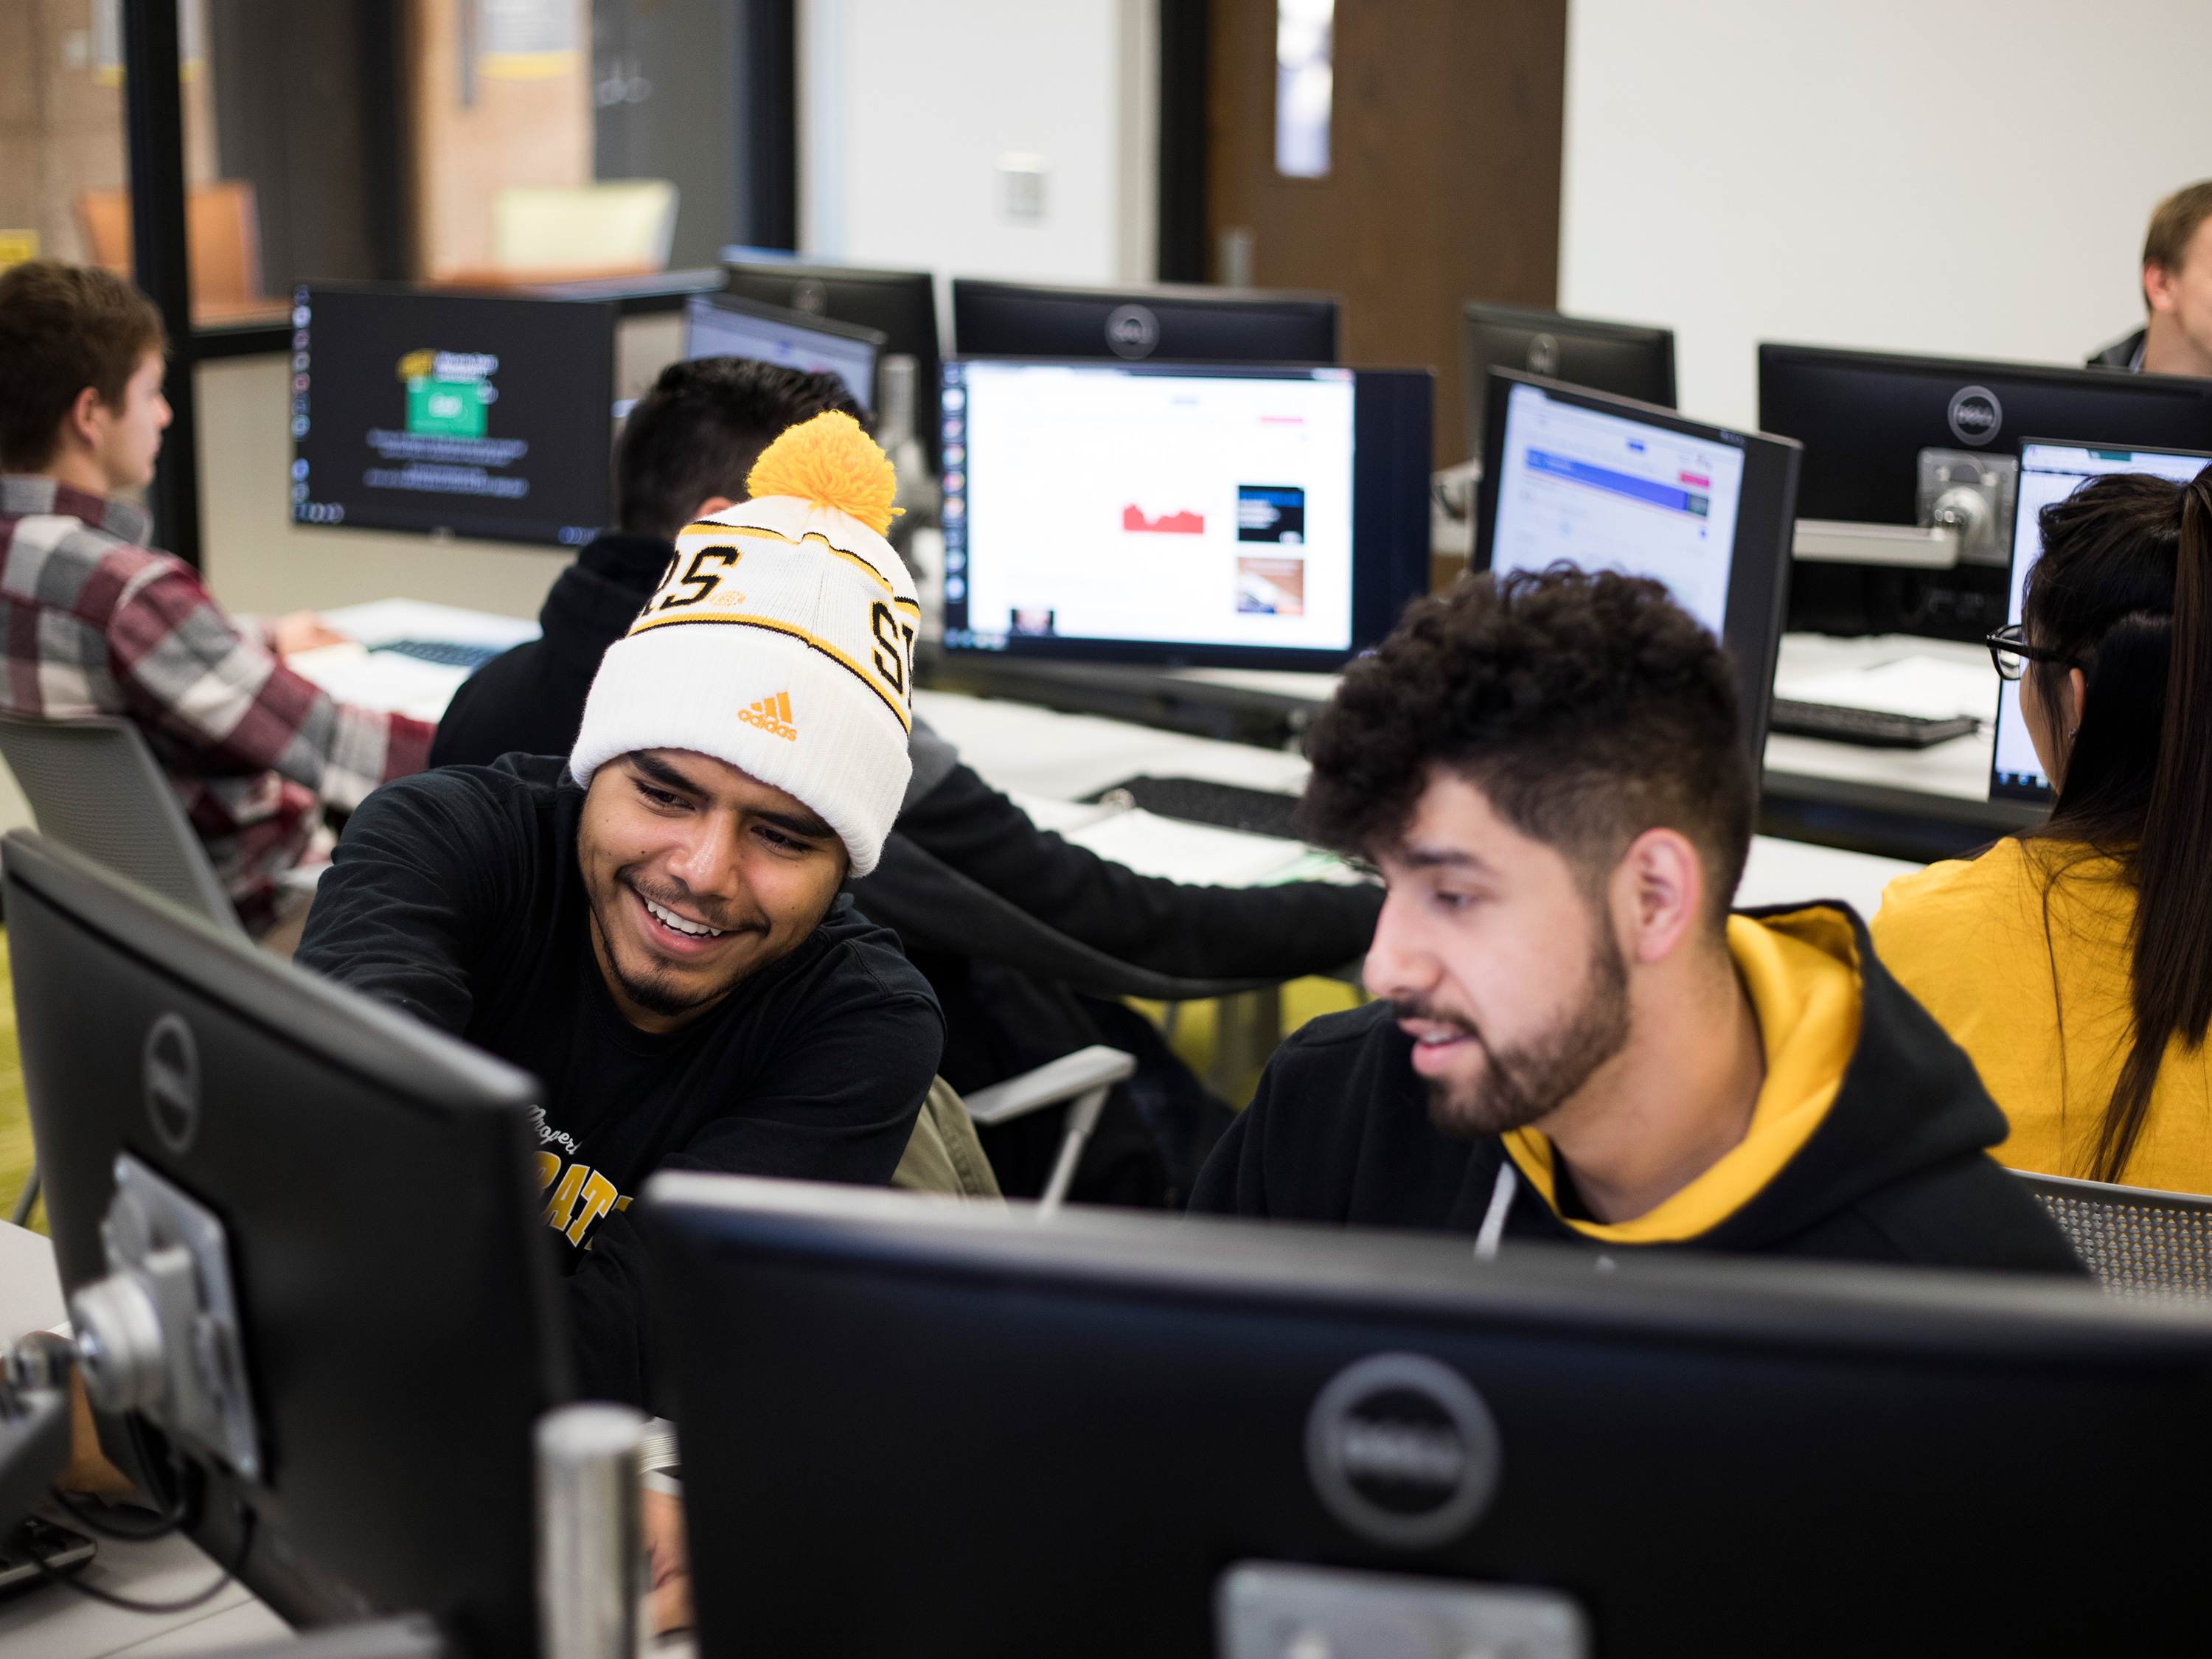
[0,1225,288,1659]
[914,690,1921,922]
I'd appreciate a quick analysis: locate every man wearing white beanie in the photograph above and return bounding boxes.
[298,412,943,1409]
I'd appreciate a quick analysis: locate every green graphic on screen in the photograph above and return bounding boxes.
[397,347,499,439]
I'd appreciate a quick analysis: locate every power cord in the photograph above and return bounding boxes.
[28,1496,254,1615]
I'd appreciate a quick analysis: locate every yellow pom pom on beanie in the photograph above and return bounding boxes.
[745,409,900,535]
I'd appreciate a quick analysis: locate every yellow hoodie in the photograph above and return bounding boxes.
[1871,838,2212,1194]
[1501,908,1864,1242]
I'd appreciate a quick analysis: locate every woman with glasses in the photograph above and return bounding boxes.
[1870,467,2212,1191]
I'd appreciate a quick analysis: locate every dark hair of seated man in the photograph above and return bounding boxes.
[428,356,860,770]
[1189,565,2084,1276]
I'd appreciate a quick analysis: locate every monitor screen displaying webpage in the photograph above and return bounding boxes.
[1486,379,1747,638]
[683,295,878,413]
[941,360,1358,655]
[1993,439,2212,798]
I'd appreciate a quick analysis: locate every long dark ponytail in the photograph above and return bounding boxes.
[2022,466,2212,1182]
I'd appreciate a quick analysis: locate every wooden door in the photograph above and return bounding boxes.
[1206,0,1566,467]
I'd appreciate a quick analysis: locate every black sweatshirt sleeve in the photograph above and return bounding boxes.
[294,767,531,1032]
[563,947,942,1408]
[897,762,1382,979]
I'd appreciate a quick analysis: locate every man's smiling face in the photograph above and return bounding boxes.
[577,749,849,1033]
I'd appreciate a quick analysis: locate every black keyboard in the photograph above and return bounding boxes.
[372,639,509,671]
[1768,698,1981,749]
[1082,775,1307,841]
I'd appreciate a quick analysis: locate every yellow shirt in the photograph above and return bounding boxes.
[1500,908,1863,1242]
[1871,838,2212,1193]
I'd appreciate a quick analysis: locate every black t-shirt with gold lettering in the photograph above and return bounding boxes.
[297,753,943,1408]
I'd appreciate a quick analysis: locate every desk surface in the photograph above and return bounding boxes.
[915,689,1921,922]
[0,1224,288,1659]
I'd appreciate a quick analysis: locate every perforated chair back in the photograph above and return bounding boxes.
[2015,1169,2212,1301]
[0,714,242,934]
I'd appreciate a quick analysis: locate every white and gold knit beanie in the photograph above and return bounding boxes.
[569,411,918,875]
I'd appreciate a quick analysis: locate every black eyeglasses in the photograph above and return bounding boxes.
[1983,625,2076,683]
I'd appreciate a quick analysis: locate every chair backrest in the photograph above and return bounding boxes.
[849,832,1281,1004]
[73,182,265,304]
[2015,1169,2212,1301]
[491,180,678,275]
[0,714,241,934]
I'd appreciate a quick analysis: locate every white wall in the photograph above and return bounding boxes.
[799,0,1155,309]
[1560,0,2212,431]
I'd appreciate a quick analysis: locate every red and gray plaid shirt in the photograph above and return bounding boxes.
[0,477,433,933]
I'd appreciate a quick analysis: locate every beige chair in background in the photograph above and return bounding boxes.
[75,181,274,321]
[480,178,679,283]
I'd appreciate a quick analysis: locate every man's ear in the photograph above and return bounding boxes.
[692,494,737,521]
[1610,827,1706,965]
[62,385,107,454]
[2146,260,2180,318]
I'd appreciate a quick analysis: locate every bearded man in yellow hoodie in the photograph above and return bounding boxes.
[1192,568,2083,1273]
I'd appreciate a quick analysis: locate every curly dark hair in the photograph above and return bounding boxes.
[1301,566,1753,925]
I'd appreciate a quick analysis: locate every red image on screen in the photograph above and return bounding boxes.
[1123,504,1205,535]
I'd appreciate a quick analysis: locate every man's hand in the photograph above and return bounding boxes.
[273,611,351,656]
[641,1486,692,1635]
[59,1368,134,1495]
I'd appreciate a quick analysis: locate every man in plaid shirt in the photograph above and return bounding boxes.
[0,262,432,936]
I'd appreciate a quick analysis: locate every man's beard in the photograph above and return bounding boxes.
[1401,928,1632,1140]
[590,870,751,1019]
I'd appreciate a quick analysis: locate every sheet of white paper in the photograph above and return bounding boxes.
[318,598,540,652]
[1058,808,1312,888]
[285,641,472,723]
[1773,654,1999,722]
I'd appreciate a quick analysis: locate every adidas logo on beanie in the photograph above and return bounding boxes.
[568,411,918,876]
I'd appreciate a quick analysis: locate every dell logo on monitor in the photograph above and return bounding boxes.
[143,1012,201,1155]
[1947,385,2003,447]
[1305,1352,1501,1549]
[1526,333,1561,378]
[1106,303,1160,360]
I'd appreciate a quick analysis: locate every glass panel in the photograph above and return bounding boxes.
[0,0,133,279]
[1275,0,1332,181]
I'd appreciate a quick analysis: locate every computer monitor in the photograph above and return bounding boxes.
[1758,344,2212,638]
[681,291,885,415]
[2,831,566,1659]
[1990,438,2212,801]
[1460,302,1675,462]
[719,253,942,465]
[644,1174,2211,1658]
[1472,370,1801,759]
[952,278,1340,364]
[939,358,1430,670]
[291,285,617,549]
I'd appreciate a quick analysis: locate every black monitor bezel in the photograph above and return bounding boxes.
[938,356,1430,672]
[950,276,1342,362]
[1460,302,1677,459]
[291,282,619,549]
[1989,434,2212,805]
[1,830,566,1659]
[1473,368,1801,764]
[682,291,889,413]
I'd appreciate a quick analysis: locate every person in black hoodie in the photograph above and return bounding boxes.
[1192,567,2084,1275]
[430,356,865,768]
[433,365,1382,1207]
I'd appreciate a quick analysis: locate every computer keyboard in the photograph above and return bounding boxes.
[372,638,509,671]
[1768,698,1981,749]
[1083,775,1307,842]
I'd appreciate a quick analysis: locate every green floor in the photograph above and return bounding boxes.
[0,936,40,1233]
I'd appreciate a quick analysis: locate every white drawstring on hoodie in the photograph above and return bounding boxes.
[1472,1160,1516,1261]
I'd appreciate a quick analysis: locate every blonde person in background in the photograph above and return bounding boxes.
[1873,467,2212,1192]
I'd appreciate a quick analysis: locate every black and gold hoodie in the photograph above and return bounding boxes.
[1189,903,2087,1275]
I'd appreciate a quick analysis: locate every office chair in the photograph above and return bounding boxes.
[895,1049,1139,1214]
[0,715,243,1228]
[75,181,271,321]
[487,179,679,280]
[2015,1169,2212,1301]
